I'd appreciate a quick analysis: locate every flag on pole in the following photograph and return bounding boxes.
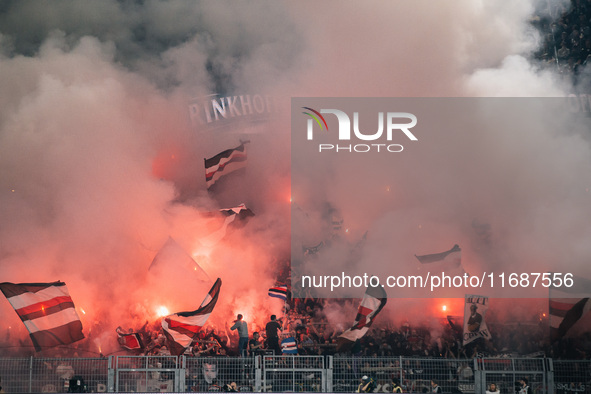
[268,285,288,301]
[204,142,248,189]
[148,236,211,283]
[462,294,492,346]
[162,278,222,355]
[281,336,298,354]
[0,281,84,352]
[116,327,144,351]
[549,274,591,341]
[337,284,387,352]
[415,244,461,266]
[302,241,325,256]
[201,204,255,246]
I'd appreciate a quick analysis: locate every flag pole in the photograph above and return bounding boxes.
[282,298,287,333]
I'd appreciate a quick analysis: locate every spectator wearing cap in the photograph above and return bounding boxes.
[357,376,376,393]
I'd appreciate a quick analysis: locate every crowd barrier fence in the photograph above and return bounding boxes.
[0,356,588,393]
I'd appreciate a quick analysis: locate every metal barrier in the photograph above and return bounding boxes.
[0,356,586,393]
[332,357,475,393]
[262,355,326,392]
[184,356,257,392]
[109,355,182,392]
[0,357,108,393]
[551,360,591,394]
[476,358,548,394]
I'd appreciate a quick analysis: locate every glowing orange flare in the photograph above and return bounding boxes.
[80,308,86,315]
[442,305,447,311]
[156,306,170,317]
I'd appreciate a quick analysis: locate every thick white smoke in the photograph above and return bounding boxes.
[0,0,587,354]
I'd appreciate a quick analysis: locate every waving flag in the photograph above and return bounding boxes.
[162,278,222,355]
[116,327,144,351]
[415,244,461,266]
[201,204,255,247]
[204,141,248,189]
[549,274,591,341]
[302,241,325,256]
[0,281,84,351]
[268,285,288,301]
[337,284,387,351]
[148,237,211,283]
[281,337,298,354]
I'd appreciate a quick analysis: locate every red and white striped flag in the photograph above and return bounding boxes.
[116,327,144,351]
[0,281,84,351]
[162,278,222,355]
[337,284,387,351]
[204,142,248,189]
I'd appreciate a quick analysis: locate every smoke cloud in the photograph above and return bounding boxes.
[0,0,588,354]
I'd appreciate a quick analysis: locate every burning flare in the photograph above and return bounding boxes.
[156,306,170,318]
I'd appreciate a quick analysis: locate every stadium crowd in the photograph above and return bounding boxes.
[131,303,590,361]
[533,0,591,88]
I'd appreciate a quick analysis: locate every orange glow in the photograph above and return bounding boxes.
[156,306,170,317]
[431,298,463,316]
[80,308,86,315]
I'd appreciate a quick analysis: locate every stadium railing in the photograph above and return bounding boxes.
[0,355,587,393]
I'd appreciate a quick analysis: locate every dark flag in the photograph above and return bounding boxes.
[415,244,461,265]
[0,281,85,351]
[162,278,222,355]
[302,241,325,256]
[204,142,248,189]
[337,284,387,352]
[549,274,591,341]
